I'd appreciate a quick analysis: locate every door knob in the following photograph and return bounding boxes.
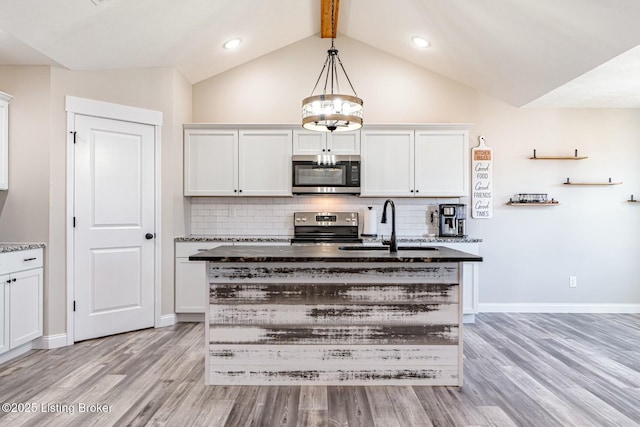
[145,233,154,240]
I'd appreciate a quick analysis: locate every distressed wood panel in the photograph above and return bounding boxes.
[210,282,459,304]
[206,260,462,385]
[209,303,458,325]
[209,262,458,284]
[207,366,459,386]
[209,325,458,345]
[209,345,458,366]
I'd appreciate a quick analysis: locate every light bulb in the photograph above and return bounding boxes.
[223,38,241,49]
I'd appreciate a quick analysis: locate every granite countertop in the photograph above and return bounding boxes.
[176,235,482,244]
[189,244,482,263]
[0,243,46,253]
[176,236,291,243]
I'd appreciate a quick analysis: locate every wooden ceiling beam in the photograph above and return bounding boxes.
[321,0,340,38]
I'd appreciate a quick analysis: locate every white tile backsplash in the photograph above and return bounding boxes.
[189,196,461,238]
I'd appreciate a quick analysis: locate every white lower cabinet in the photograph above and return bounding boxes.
[0,278,7,353]
[0,248,44,355]
[175,241,284,315]
[175,242,224,313]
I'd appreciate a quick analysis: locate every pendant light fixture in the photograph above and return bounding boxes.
[301,0,363,132]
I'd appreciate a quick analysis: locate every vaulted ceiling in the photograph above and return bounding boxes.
[1,0,640,108]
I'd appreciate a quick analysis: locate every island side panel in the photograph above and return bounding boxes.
[206,262,461,386]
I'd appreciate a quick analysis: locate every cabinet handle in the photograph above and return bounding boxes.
[238,189,242,193]
[12,278,16,282]
[233,189,237,193]
[24,257,37,261]
[322,149,326,152]
[327,149,331,152]
[5,279,10,284]
[415,189,419,193]
[410,189,414,193]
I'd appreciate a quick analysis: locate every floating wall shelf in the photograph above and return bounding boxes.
[530,149,588,160]
[506,201,560,206]
[564,178,622,186]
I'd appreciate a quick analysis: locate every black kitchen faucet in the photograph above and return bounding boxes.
[381,199,398,253]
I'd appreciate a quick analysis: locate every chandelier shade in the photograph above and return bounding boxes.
[302,94,363,132]
[301,0,363,132]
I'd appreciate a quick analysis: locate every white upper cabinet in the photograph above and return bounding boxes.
[0,91,13,191]
[293,130,360,155]
[414,129,469,197]
[184,126,292,197]
[239,129,292,196]
[360,129,414,197]
[293,130,326,155]
[184,128,238,196]
[361,125,470,197]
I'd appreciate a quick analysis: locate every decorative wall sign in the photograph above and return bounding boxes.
[471,135,493,218]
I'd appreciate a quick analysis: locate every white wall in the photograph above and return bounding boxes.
[49,66,192,327]
[0,65,191,336]
[0,66,53,333]
[193,36,640,308]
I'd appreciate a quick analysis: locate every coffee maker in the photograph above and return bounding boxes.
[439,204,466,237]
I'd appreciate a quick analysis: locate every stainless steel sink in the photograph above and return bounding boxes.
[338,246,438,251]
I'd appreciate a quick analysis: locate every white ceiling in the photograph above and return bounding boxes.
[1,0,640,108]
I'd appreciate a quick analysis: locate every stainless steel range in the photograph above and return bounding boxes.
[291,212,362,244]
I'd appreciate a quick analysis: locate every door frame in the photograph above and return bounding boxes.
[65,96,163,345]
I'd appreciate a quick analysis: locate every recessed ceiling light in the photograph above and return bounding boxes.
[411,36,430,48]
[223,38,242,50]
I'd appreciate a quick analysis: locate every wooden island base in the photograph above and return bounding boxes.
[205,261,463,386]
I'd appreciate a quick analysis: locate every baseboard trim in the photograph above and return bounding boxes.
[157,313,177,328]
[176,313,205,323]
[478,303,640,313]
[36,333,68,349]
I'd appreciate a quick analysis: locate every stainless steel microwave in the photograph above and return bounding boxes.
[292,155,361,194]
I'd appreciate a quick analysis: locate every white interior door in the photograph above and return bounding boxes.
[74,115,155,342]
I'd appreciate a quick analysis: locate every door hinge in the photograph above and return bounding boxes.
[73,300,76,312]
[71,131,77,144]
[73,217,76,228]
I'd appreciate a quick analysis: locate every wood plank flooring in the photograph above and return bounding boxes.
[0,313,638,426]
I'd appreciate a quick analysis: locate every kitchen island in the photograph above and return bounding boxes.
[190,245,482,386]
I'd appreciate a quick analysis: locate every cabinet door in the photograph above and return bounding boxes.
[415,130,468,196]
[184,129,238,196]
[175,259,207,313]
[0,276,8,354]
[328,131,360,155]
[360,130,414,197]
[175,242,225,313]
[239,129,292,196]
[0,95,9,190]
[293,130,327,155]
[9,268,43,349]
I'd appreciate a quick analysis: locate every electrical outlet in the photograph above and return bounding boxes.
[569,276,577,288]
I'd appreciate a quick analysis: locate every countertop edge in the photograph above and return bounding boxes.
[175,236,483,243]
[188,245,483,263]
[190,255,483,263]
[0,243,47,253]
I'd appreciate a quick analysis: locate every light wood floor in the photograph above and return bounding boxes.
[0,313,638,427]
